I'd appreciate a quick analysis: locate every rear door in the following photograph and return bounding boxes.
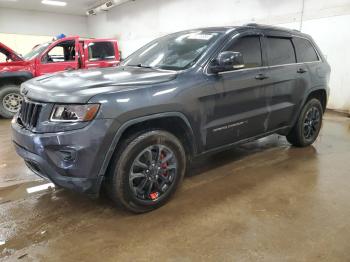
[83,39,119,69]
[292,36,324,95]
[35,37,79,76]
[261,32,300,131]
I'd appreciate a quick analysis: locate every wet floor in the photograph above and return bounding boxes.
[1,112,350,261]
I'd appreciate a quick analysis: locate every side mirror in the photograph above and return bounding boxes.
[210,51,244,73]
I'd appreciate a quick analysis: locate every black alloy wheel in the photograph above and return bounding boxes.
[106,130,186,213]
[129,144,177,201]
[286,98,323,147]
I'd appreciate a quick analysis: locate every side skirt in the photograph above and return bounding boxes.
[195,126,291,158]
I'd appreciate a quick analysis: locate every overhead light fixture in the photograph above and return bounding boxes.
[87,9,96,15]
[41,0,67,7]
[86,0,132,16]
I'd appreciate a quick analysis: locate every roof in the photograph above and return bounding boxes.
[193,24,307,37]
[240,23,304,35]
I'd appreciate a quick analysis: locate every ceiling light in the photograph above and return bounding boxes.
[41,0,67,7]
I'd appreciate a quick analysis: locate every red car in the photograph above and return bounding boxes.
[0,36,120,118]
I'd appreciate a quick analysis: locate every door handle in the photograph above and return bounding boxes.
[297,68,307,73]
[255,73,268,80]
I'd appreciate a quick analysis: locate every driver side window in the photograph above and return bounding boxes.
[42,40,75,63]
[225,36,262,69]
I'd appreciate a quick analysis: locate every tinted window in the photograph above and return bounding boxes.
[266,37,296,66]
[88,42,115,61]
[293,37,319,62]
[226,36,262,68]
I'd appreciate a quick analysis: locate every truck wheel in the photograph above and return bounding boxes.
[0,85,23,119]
[106,130,186,213]
[286,98,323,147]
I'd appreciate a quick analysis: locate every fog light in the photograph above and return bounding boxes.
[59,149,77,162]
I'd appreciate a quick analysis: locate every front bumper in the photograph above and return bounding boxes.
[11,118,116,196]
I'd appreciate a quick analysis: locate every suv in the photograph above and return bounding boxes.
[12,24,330,213]
[0,37,120,118]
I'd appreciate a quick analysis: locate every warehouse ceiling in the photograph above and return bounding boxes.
[0,0,102,15]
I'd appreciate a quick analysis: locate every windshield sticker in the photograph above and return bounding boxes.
[188,34,214,40]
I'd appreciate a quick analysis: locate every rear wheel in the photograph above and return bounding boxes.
[286,98,323,147]
[0,85,23,118]
[106,130,186,213]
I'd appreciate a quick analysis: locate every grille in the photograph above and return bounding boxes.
[18,100,42,129]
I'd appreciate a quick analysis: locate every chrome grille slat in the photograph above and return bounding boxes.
[25,102,32,125]
[18,100,42,129]
[30,104,38,127]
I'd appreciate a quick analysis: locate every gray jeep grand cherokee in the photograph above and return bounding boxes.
[12,24,330,213]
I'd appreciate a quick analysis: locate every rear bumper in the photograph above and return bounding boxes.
[11,118,116,196]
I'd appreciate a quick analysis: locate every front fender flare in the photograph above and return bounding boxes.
[0,71,33,84]
[97,112,195,181]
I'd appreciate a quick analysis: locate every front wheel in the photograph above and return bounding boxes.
[0,85,23,119]
[286,98,323,147]
[106,130,186,213]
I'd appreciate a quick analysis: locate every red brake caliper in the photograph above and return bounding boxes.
[160,152,168,176]
[149,152,167,200]
[149,192,159,200]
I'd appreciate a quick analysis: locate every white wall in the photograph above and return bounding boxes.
[0,33,53,58]
[88,0,350,112]
[0,8,88,37]
[279,16,350,111]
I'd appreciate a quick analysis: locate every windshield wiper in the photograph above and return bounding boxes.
[129,64,155,69]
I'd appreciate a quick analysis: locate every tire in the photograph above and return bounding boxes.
[106,130,186,213]
[286,98,323,147]
[0,85,23,119]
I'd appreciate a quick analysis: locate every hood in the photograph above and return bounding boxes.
[21,66,178,103]
[0,42,23,62]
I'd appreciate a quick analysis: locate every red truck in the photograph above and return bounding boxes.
[0,36,120,118]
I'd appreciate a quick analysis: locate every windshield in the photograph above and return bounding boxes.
[122,31,222,70]
[23,42,51,60]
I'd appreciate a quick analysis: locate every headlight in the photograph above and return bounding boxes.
[50,104,100,122]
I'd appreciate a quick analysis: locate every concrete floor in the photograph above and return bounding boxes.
[0,112,350,261]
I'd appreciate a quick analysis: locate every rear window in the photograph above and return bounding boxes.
[266,37,296,66]
[88,42,115,61]
[293,37,319,62]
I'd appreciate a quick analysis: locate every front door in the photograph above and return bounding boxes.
[83,39,119,69]
[204,32,270,150]
[35,38,79,76]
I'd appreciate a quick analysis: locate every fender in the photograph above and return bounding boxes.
[0,71,33,82]
[97,112,195,180]
[289,86,328,129]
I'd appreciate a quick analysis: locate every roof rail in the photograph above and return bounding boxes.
[242,23,302,33]
[243,23,259,26]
